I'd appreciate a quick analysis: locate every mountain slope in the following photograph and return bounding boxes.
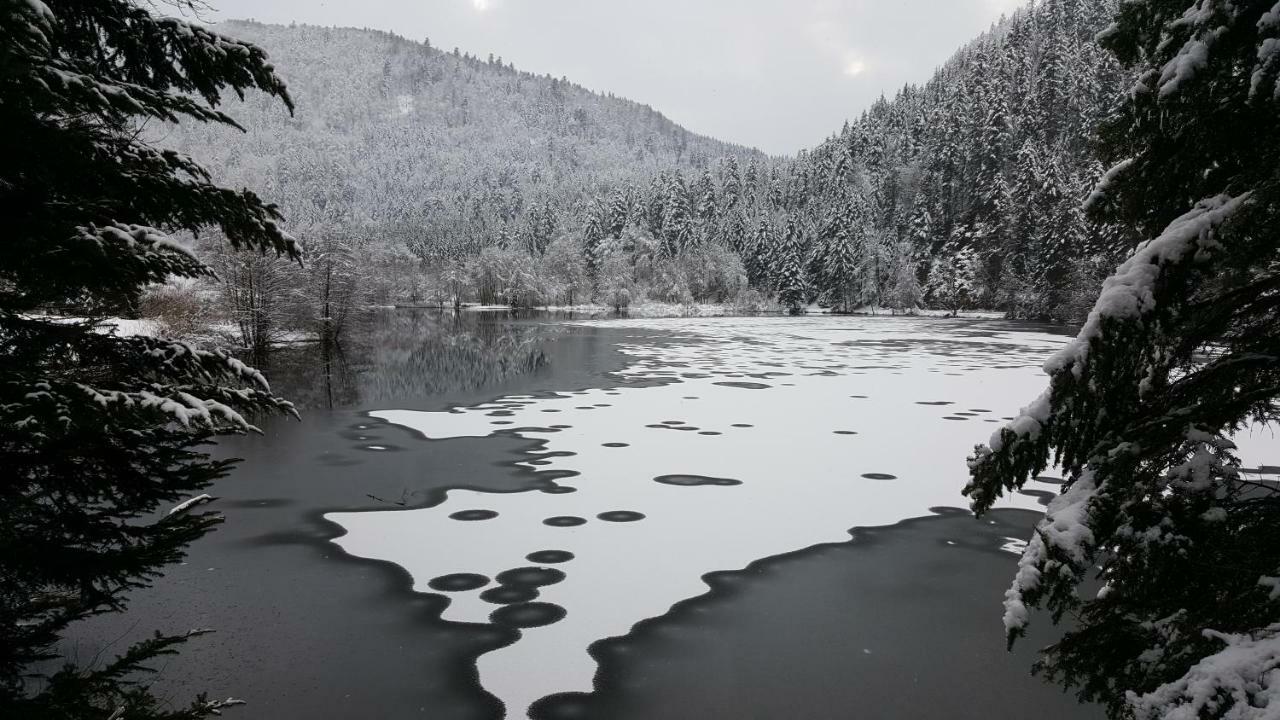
[164,5,1128,320]
[165,20,765,265]
[585,0,1129,319]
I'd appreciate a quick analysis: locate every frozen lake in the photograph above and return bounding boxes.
[324,314,1082,717]
[71,311,1275,718]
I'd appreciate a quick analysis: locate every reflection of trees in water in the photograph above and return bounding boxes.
[261,310,551,410]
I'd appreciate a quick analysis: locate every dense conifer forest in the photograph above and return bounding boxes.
[164,1,1127,329]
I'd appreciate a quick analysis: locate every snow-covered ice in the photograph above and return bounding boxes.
[323,316,1271,718]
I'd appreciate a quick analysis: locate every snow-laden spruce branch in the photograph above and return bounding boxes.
[75,384,265,433]
[1128,625,1280,720]
[967,162,1279,717]
[1113,0,1280,102]
[974,192,1251,461]
[7,0,293,126]
[967,192,1253,634]
[1082,158,1136,213]
[168,494,215,516]
[1044,192,1250,377]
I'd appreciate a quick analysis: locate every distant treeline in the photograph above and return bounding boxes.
[160,1,1129,349]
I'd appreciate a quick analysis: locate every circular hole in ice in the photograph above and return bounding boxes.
[480,585,539,605]
[449,509,499,521]
[489,601,567,629]
[427,573,489,592]
[543,515,587,527]
[654,474,741,487]
[496,566,566,588]
[597,510,646,522]
[526,550,575,564]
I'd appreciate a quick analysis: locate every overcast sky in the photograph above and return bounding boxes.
[200,0,1027,156]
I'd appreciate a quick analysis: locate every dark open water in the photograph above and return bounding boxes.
[61,310,1100,719]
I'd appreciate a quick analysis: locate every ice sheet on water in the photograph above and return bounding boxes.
[323,316,1080,718]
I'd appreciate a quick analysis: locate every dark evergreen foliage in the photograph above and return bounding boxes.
[964,1,1280,717]
[0,0,297,716]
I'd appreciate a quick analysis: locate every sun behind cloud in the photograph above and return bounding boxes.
[472,0,490,11]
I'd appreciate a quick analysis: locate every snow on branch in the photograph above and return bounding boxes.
[1255,2,1280,99]
[199,697,246,715]
[75,222,211,280]
[9,0,55,47]
[986,388,1052,453]
[1002,469,1098,636]
[32,62,241,128]
[142,389,258,431]
[1083,158,1136,213]
[1153,0,1280,100]
[971,191,1253,523]
[1159,35,1217,98]
[74,383,262,433]
[167,493,214,516]
[1165,428,1239,492]
[223,356,272,392]
[81,222,199,260]
[1127,624,1280,720]
[975,194,1249,483]
[130,337,274,392]
[1044,193,1250,378]
[1154,0,1231,98]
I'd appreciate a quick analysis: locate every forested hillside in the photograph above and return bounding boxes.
[780,0,1125,319]
[162,20,766,320]
[595,0,1127,319]
[165,0,1129,349]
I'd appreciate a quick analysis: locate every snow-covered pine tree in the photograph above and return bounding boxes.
[926,245,977,316]
[523,201,558,256]
[884,241,922,313]
[856,225,884,308]
[965,1,1280,718]
[0,1,299,716]
[775,214,808,313]
[819,197,868,312]
[720,211,748,255]
[581,199,606,293]
[720,156,742,210]
[694,168,717,222]
[643,174,667,241]
[742,159,760,196]
[821,225,859,312]
[606,188,630,239]
[745,218,774,289]
[661,173,695,256]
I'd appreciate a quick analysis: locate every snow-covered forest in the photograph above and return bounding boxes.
[782,0,1124,319]
[159,20,770,335]
[5,0,1278,719]
[159,0,1126,342]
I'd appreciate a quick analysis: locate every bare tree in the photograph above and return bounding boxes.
[210,246,298,358]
